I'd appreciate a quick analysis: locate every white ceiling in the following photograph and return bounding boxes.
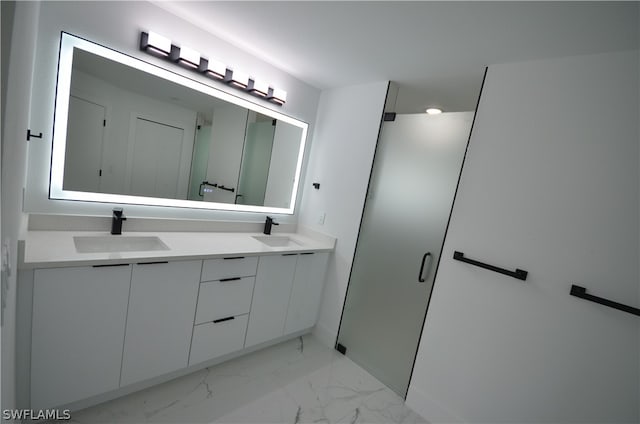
[156,1,639,113]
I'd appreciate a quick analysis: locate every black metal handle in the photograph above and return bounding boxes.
[92,263,129,268]
[418,252,432,283]
[570,285,640,317]
[199,181,217,196]
[136,261,169,265]
[27,129,43,140]
[223,256,245,260]
[199,182,234,194]
[219,277,242,282]
[453,251,528,281]
[213,316,235,324]
[217,185,235,193]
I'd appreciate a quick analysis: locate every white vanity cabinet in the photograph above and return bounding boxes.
[245,254,298,347]
[284,252,330,335]
[25,237,332,410]
[189,256,257,365]
[120,260,201,386]
[31,265,132,410]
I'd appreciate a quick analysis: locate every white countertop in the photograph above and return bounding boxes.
[21,229,335,269]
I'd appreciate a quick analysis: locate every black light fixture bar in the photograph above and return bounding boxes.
[139,31,286,106]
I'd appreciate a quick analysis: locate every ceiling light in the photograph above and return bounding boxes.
[426,108,443,115]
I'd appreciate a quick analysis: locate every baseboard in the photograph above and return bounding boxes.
[405,385,463,423]
[311,322,336,349]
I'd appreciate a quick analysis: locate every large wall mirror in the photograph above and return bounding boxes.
[50,33,308,214]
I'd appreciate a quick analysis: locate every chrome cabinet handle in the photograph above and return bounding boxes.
[418,252,432,283]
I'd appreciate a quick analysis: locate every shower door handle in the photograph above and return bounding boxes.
[418,252,433,283]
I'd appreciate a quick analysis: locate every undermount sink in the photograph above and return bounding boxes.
[252,235,302,248]
[74,236,170,253]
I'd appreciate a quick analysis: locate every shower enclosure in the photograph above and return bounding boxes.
[337,112,473,396]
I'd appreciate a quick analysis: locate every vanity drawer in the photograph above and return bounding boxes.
[201,256,258,282]
[189,314,248,366]
[195,276,255,324]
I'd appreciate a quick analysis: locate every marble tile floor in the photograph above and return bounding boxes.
[66,335,428,424]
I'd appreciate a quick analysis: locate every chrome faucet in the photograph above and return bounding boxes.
[111,208,127,235]
[263,216,279,235]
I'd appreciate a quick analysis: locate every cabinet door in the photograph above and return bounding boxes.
[245,255,297,347]
[120,261,200,386]
[284,252,330,334]
[31,265,131,409]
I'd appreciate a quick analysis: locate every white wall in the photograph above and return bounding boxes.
[407,50,639,423]
[298,81,389,347]
[1,1,39,412]
[23,0,320,223]
[0,2,12,416]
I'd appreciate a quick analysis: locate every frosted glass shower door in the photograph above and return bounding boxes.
[337,112,473,396]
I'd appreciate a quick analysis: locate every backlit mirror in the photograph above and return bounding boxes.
[51,33,308,214]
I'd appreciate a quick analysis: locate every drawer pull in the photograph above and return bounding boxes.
[136,261,169,265]
[223,256,245,260]
[300,252,315,255]
[219,277,241,282]
[213,316,235,324]
[282,253,298,256]
[92,263,129,268]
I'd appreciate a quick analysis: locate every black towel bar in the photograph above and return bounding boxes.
[570,285,640,317]
[453,251,528,281]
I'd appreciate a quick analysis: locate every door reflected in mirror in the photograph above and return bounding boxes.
[53,33,307,213]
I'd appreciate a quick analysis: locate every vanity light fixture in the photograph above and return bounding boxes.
[267,88,287,106]
[205,58,227,80]
[139,30,287,106]
[140,31,177,59]
[228,69,250,89]
[248,79,270,97]
[426,108,443,115]
[177,45,202,70]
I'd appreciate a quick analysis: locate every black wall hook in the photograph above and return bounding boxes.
[27,130,43,141]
